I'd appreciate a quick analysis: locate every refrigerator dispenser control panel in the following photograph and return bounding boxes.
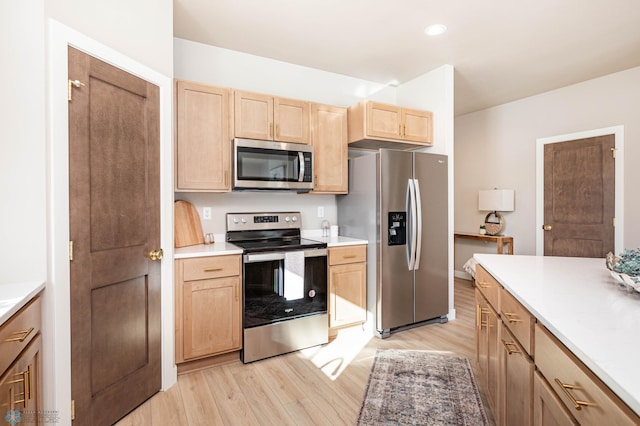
[388,212,406,246]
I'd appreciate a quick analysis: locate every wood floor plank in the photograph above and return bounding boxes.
[201,364,260,426]
[227,362,297,425]
[178,371,225,425]
[118,279,496,426]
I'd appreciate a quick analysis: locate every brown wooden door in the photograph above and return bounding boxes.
[543,135,615,257]
[68,47,161,425]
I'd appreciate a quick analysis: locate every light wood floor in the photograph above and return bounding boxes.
[116,278,495,425]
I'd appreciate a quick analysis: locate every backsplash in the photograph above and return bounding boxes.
[175,191,338,238]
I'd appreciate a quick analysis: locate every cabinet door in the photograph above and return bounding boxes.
[499,323,533,426]
[329,263,366,328]
[402,108,433,144]
[311,103,348,193]
[0,334,40,418]
[275,97,309,144]
[366,102,402,140]
[477,290,499,417]
[533,371,579,426]
[182,276,241,360]
[176,80,231,191]
[234,90,273,140]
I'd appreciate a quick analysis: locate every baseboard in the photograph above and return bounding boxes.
[455,270,473,280]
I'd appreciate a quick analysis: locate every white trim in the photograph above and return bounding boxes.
[47,20,175,424]
[535,126,624,255]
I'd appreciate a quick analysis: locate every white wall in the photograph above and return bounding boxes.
[45,0,174,76]
[1,1,47,283]
[454,66,640,275]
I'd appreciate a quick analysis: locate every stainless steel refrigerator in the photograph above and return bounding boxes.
[337,149,448,337]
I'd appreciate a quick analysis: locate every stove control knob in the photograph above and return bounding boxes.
[241,217,247,224]
[291,216,298,222]
[284,216,290,222]
[232,217,239,224]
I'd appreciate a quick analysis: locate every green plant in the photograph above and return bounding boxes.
[614,248,640,276]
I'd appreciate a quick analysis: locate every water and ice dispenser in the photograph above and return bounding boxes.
[388,212,407,246]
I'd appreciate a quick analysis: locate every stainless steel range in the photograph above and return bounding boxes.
[226,212,328,363]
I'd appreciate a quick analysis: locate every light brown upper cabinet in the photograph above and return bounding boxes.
[175,80,231,191]
[311,103,348,194]
[234,90,310,144]
[348,100,433,150]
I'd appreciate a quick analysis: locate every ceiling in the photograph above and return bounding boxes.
[173,0,640,116]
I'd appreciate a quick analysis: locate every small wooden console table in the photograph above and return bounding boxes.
[454,232,514,255]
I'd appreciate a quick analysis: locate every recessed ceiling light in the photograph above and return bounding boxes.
[424,24,447,36]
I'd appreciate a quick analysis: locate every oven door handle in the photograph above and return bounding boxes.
[244,252,286,263]
[244,248,328,263]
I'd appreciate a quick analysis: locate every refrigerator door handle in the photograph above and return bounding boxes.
[407,178,418,270]
[413,179,423,270]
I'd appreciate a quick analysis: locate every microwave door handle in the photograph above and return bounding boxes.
[298,152,305,182]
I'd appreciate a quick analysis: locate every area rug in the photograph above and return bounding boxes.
[356,349,489,425]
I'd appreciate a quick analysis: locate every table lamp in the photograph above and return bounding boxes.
[479,189,515,235]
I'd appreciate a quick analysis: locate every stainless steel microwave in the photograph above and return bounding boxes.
[233,138,314,191]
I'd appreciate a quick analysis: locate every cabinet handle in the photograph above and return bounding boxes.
[7,366,31,407]
[477,281,491,289]
[501,339,521,355]
[398,124,402,136]
[554,378,596,411]
[4,327,34,343]
[275,124,279,138]
[269,123,273,138]
[502,312,523,323]
[204,267,223,272]
[343,255,357,259]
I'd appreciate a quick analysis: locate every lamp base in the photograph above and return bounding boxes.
[484,211,504,235]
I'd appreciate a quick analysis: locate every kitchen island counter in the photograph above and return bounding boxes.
[0,280,45,325]
[474,253,640,415]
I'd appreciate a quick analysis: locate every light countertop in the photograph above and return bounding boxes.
[174,242,243,259]
[0,281,45,325]
[474,254,640,415]
[174,234,367,259]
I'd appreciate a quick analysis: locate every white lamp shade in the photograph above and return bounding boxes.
[478,189,515,212]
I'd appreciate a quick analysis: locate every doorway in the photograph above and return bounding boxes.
[68,47,161,424]
[536,126,624,256]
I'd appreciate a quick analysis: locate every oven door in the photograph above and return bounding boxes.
[233,138,313,190]
[243,248,327,328]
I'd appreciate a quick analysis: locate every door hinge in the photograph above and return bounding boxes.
[69,240,74,261]
[68,79,85,102]
[611,147,617,158]
[71,399,75,421]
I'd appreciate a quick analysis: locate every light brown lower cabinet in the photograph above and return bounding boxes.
[533,371,579,426]
[328,245,367,330]
[175,255,242,364]
[476,265,640,426]
[499,322,533,426]
[476,289,500,416]
[0,331,41,420]
[535,323,640,426]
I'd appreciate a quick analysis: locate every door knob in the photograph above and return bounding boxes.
[149,249,164,261]
[542,225,552,231]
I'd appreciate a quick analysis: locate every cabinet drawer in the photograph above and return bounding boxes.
[0,296,41,374]
[535,324,640,425]
[182,255,241,281]
[329,245,366,266]
[500,288,534,355]
[475,265,501,311]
